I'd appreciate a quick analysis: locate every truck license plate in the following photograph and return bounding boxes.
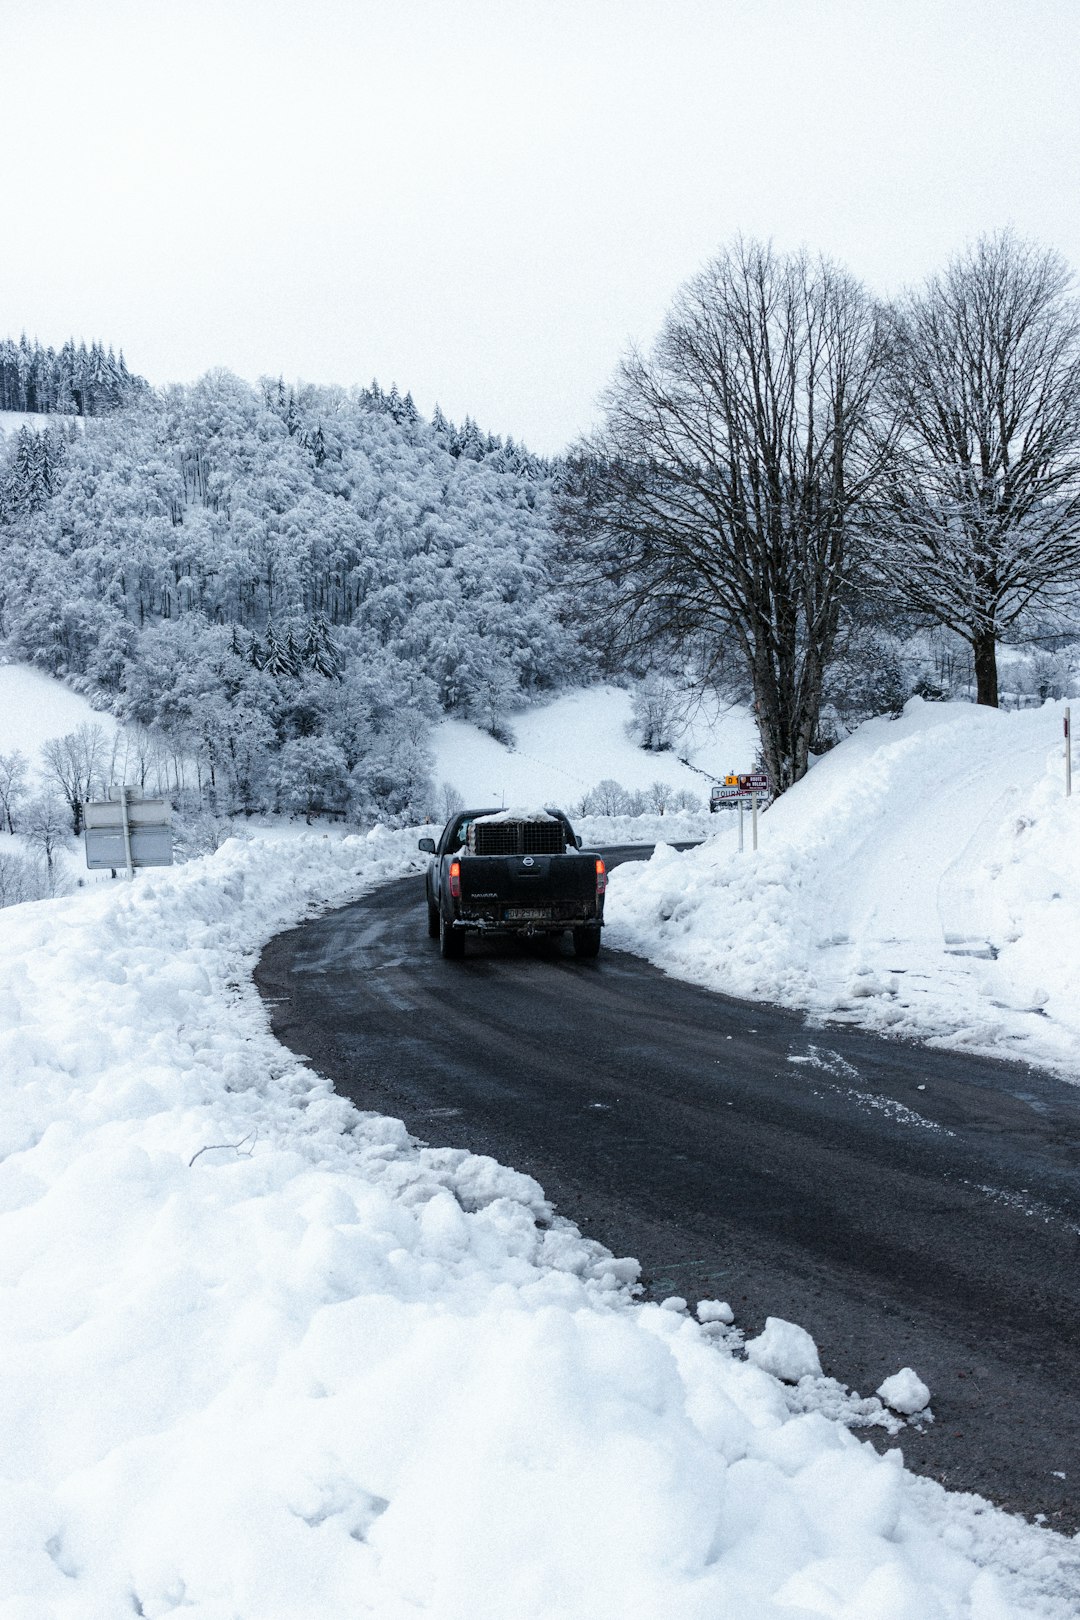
[506,907,550,921]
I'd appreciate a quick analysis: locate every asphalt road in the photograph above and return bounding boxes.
[255,847,1080,1532]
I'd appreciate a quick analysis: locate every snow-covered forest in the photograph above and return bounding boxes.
[3,230,1080,845]
[0,370,577,825]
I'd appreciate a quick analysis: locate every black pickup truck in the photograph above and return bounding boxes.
[419,807,607,959]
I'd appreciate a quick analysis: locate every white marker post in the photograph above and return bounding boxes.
[751,790,759,851]
[738,799,745,853]
[1066,707,1073,798]
[119,785,135,879]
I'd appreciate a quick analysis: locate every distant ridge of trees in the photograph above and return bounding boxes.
[0,335,146,417]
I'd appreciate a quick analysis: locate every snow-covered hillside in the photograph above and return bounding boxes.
[2,829,1077,1617]
[607,698,1080,1078]
[431,684,758,810]
[0,663,117,765]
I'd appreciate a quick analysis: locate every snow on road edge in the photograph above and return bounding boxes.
[2,827,1077,1617]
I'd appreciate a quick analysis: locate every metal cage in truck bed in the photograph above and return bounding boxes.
[467,818,566,856]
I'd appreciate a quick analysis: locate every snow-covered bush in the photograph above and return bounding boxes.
[1012,647,1076,703]
[273,736,350,822]
[627,674,681,752]
[823,624,908,733]
[0,846,43,906]
[21,790,72,893]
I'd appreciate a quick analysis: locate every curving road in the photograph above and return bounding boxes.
[255,848,1080,1531]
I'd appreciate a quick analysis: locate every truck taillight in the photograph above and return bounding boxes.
[595,857,607,895]
[449,860,461,899]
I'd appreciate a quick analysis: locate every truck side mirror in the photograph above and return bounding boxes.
[418,837,436,853]
[575,835,582,848]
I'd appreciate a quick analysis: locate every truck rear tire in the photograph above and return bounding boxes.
[427,900,440,938]
[439,911,465,960]
[572,926,602,959]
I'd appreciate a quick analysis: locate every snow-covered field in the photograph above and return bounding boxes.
[431,684,758,811]
[608,698,1080,1078]
[3,828,1079,1618]
[0,664,118,766]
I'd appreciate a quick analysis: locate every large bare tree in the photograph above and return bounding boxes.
[877,232,1080,706]
[40,722,107,835]
[561,240,885,792]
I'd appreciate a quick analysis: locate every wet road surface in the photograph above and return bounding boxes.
[255,848,1080,1531]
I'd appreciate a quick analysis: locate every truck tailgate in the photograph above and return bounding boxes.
[459,854,597,906]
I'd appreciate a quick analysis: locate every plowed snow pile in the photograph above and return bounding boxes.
[2,819,1079,1615]
[608,698,1080,1078]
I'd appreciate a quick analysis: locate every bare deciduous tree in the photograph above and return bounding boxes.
[436,781,465,820]
[23,792,71,893]
[562,239,886,792]
[877,232,1080,706]
[671,787,701,813]
[0,749,29,833]
[40,722,107,834]
[628,675,681,752]
[583,778,631,816]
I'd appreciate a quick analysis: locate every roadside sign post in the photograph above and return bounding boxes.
[119,786,134,878]
[711,772,769,853]
[82,793,173,875]
[1066,707,1072,799]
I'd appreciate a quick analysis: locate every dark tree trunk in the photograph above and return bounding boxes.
[973,629,999,707]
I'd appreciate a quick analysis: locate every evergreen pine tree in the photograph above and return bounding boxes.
[261,622,284,673]
[431,404,450,442]
[283,628,302,677]
[262,621,301,677]
[303,615,341,678]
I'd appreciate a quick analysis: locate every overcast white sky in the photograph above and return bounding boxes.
[2,0,1077,454]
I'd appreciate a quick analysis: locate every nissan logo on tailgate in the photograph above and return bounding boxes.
[522,856,534,867]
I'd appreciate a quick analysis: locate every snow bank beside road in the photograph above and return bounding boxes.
[607,699,1080,1077]
[2,828,1078,1616]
